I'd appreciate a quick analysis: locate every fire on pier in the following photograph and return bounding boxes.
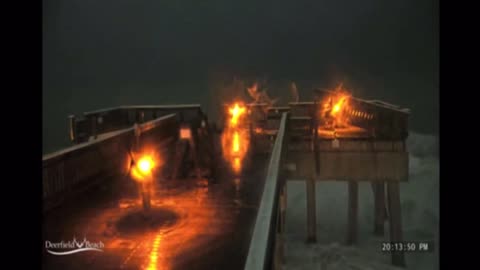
[221,102,250,173]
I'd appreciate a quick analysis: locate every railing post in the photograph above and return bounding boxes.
[68,115,76,143]
[91,115,97,139]
[307,100,318,243]
[373,182,386,235]
[387,182,406,267]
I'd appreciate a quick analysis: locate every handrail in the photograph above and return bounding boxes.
[43,114,176,163]
[42,114,179,213]
[70,104,205,144]
[244,112,289,270]
[83,104,202,116]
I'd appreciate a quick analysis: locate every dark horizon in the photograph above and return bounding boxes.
[43,0,438,154]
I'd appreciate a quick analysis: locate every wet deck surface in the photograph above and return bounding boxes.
[43,155,268,270]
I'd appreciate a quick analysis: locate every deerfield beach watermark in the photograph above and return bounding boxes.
[45,237,104,255]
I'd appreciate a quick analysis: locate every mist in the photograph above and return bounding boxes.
[42,0,438,154]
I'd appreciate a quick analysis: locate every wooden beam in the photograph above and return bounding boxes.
[306,177,317,243]
[307,103,318,243]
[387,182,406,267]
[374,182,386,236]
[347,182,358,245]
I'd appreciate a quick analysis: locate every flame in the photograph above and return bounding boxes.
[320,84,351,129]
[233,131,240,153]
[222,102,250,173]
[332,96,347,115]
[233,157,241,173]
[229,103,246,127]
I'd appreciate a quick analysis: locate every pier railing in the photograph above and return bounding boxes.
[69,104,206,143]
[244,112,289,270]
[43,114,179,213]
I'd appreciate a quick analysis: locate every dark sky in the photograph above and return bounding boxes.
[42,0,438,154]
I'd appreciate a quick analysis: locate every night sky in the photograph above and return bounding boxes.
[43,0,438,154]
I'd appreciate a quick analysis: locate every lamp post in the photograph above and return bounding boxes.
[131,123,154,215]
[135,156,154,214]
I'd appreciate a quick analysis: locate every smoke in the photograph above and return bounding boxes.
[290,82,299,103]
[207,75,303,123]
[284,131,439,270]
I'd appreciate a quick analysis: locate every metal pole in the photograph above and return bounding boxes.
[142,180,152,213]
[307,100,318,243]
[68,115,76,143]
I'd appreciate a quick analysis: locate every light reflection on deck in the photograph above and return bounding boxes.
[43,156,268,270]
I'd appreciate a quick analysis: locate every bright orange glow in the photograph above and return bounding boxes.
[119,180,218,270]
[146,234,162,270]
[228,103,246,127]
[233,157,241,173]
[222,102,250,173]
[332,96,347,115]
[320,84,351,129]
[138,156,154,174]
[221,128,249,171]
[180,127,191,139]
[233,131,240,153]
[130,149,161,182]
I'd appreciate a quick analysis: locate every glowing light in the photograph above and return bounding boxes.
[222,102,250,174]
[130,152,159,182]
[228,103,246,127]
[139,157,154,174]
[233,157,241,173]
[319,84,351,129]
[233,131,240,153]
[146,234,162,270]
[331,96,347,115]
[180,127,191,139]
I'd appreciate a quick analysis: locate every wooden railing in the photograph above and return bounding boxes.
[43,114,179,213]
[69,104,206,143]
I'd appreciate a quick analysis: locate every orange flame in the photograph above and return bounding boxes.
[222,102,249,173]
[229,103,246,127]
[233,157,241,173]
[233,131,240,153]
[320,84,351,129]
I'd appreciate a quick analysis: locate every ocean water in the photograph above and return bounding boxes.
[284,132,439,270]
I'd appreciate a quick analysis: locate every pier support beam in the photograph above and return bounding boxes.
[306,177,317,243]
[373,182,386,236]
[387,182,406,267]
[347,182,358,245]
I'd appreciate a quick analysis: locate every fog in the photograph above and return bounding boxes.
[43,0,438,154]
